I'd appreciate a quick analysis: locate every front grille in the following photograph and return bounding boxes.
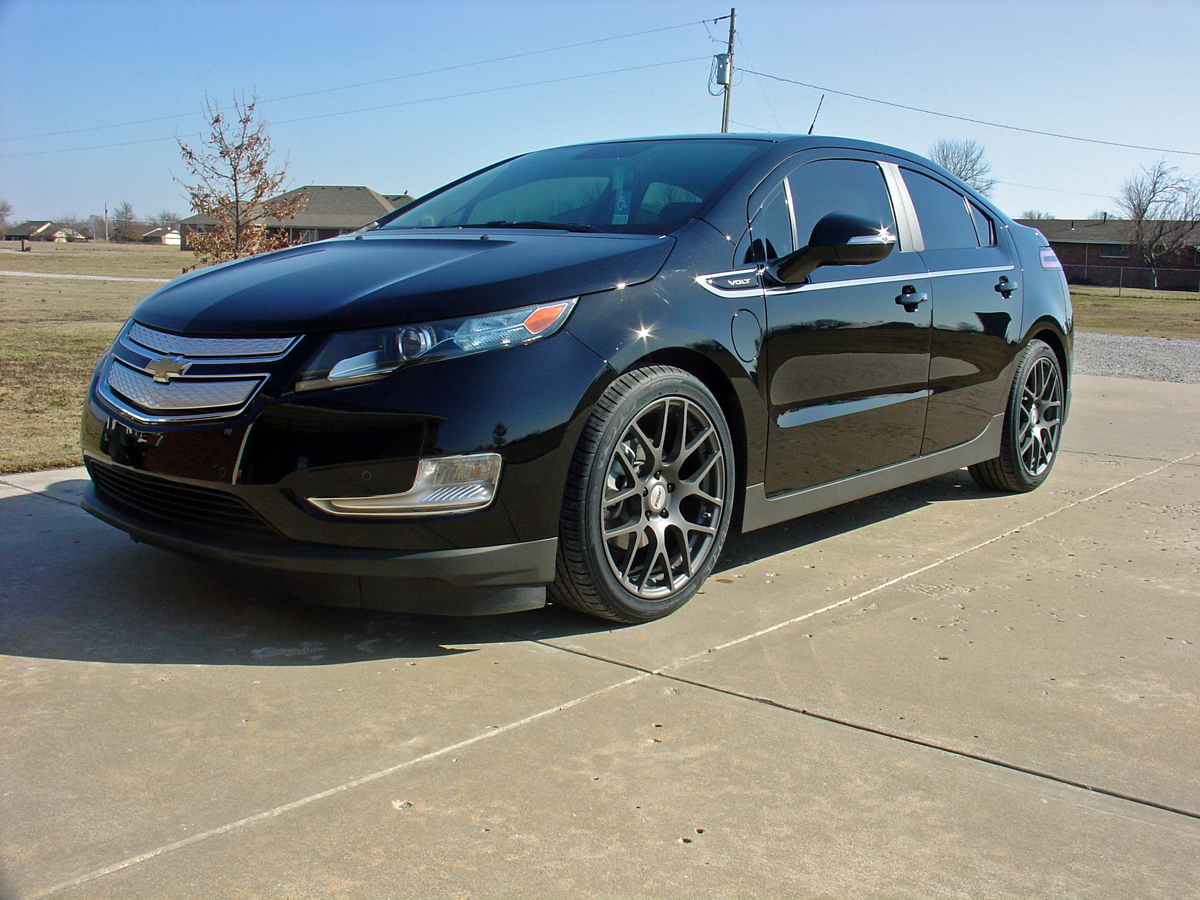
[87,460,282,541]
[106,360,263,414]
[124,322,298,359]
[101,322,302,423]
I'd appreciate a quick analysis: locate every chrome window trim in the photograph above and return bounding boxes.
[881,161,924,252]
[695,264,1015,300]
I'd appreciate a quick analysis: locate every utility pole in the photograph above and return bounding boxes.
[717,8,736,133]
[103,204,109,242]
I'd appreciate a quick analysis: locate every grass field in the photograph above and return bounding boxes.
[1,243,1197,474]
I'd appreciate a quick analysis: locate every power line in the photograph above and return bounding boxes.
[2,18,718,144]
[741,68,1200,158]
[994,180,1112,200]
[0,57,711,160]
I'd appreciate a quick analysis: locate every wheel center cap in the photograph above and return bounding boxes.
[647,482,669,513]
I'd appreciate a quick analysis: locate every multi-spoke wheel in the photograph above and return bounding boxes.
[551,366,735,622]
[969,339,1065,492]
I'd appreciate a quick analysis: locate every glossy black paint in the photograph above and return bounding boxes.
[81,134,1072,614]
[132,232,675,335]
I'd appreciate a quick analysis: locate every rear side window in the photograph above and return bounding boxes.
[788,159,897,249]
[968,201,995,247]
[903,169,979,250]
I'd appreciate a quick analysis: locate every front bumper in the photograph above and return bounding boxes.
[80,328,611,614]
[82,479,557,614]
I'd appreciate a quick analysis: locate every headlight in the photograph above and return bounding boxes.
[294,298,577,392]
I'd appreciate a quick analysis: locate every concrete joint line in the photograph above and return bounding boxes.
[657,670,1200,826]
[28,673,649,900]
[657,450,1198,674]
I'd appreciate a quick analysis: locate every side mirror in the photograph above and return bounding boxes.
[768,212,896,284]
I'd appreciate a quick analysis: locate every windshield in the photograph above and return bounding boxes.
[382,139,766,235]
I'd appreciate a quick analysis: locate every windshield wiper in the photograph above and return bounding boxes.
[484,220,601,233]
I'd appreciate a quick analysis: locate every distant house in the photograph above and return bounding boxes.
[179,185,414,251]
[1017,217,1200,291]
[5,220,56,241]
[141,227,181,247]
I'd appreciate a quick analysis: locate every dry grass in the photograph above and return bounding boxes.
[1069,285,1200,340]
[0,241,194,278]
[1,244,1198,474]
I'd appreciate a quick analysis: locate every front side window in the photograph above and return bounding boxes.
[742,184,794,263]
[382,140,766,235]
[787,159,898,249]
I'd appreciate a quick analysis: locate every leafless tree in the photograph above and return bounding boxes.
[0,199,12,237]
[176,93,306,264]
[928,139,996,196]
[1020,210,1055,220]
[87,213,107,242]
[111,201,140,242]
[153,210,182,229]
[1114,160,1200,289]
[55,214,91,241]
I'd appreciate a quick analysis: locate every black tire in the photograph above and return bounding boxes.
[969,339,1065,493]
[550,366,735,623]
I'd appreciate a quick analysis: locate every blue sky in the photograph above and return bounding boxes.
[2,0,1196,223]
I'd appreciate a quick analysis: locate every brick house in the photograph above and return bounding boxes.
[180,185,414,251]
[1017,216,1200,291]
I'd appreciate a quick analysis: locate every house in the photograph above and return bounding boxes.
[180,185,413,250]
[140,227,181,247]
[5,220,56,241]
[1017,217,1200,291]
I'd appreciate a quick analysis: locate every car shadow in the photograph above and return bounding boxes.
[0,470,996,667]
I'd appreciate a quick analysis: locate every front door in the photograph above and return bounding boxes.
[760,156,932,496]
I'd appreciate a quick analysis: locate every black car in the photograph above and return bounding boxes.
[81,135,1071,622]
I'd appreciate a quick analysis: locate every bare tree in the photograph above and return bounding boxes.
[176,93,306,264]
[1114,160,1200,289]
[87,213,107,242]
[153,210,182,229]
[111,201,140,242]
[928,139,996,196]
[55,214,91,241]
[1020,210,1055,220]
[0,199,12,237]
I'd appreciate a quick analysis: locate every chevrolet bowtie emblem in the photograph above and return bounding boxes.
[147,356,192,384]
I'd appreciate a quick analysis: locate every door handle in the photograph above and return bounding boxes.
[895,285,929,312]
[995,276,1019,297]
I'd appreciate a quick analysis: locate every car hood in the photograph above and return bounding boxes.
[131,230,675,335]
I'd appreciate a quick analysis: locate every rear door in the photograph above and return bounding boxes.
[898,167,1022,453]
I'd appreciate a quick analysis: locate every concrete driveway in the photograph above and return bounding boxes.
[2,374,1197,899]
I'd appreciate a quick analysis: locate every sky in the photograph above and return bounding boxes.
[2,0,1197,225]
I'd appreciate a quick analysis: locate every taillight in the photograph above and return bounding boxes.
[1040,247,1062,269]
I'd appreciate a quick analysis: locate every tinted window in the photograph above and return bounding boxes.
[384,140,765,235]
[968,201,994,247]
[744,184,794,263]
[788,159,897,250]
[903,169,979,250]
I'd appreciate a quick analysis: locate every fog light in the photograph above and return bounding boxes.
[306,453,502,517]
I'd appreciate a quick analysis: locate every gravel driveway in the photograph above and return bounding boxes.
[1073,332,1200,384]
